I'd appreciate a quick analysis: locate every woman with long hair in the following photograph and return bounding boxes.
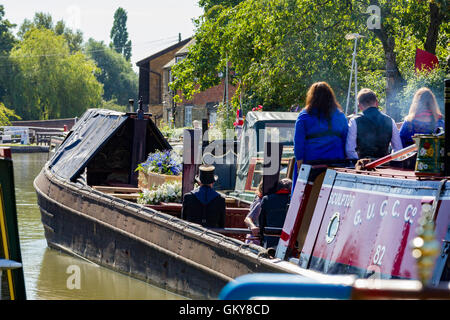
[399,87,444,147]
[292,82,348,190]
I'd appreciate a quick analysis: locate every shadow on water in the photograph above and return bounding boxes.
[12,152,186,300]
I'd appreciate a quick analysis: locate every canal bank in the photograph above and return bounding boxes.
[12,152,186,300]
[1,144,49,153]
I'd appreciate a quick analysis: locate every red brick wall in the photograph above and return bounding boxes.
[181,80,237,108]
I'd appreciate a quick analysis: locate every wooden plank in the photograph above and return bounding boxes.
[129,118,148,186]
[111,193,140,200]
[92,186,141,193]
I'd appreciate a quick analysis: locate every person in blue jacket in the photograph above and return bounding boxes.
[292,82,348,191]
[399,87,444,147]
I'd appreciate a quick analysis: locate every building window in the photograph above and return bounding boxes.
[175,55,185,63]
[185,106,193,127]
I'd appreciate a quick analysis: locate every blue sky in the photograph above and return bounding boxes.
[1,0,204,70]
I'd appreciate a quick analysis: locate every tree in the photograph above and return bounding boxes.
[171,0,449,121]
[18,12,84,53]
[5,28,103,120]
[360,0,449,119]
[0,5,16,54]
[85,38,138,105]
[54,20,84,53]
[0,102,20,126]
[0,5,17,101]
[17,12,53,39]
[110,7,132,61]
[198,0,243,11]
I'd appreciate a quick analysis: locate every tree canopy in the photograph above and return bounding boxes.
[4,28,103,120]
[85,38,138,106]
[0,8,140,121]
[18,12,84,53]
[173,0,449,121]
[110,7,132,61]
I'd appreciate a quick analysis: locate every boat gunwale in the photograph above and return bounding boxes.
[34,165,296,272]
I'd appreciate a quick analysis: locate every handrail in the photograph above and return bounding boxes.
[209,227,282,236]
[364,144,418,169]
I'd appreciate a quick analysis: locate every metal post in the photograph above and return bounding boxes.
[225,56,229,126]
[129,97,148,186]
[345,34,364,115]
[445,79,450,176]
[128,99,134,113]
[202,119,209,152]
[354,38,359,115]
[345,41,356,115]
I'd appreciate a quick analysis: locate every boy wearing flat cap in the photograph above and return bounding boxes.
[181,165,226,228]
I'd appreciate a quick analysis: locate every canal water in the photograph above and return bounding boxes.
[12,152,186,300]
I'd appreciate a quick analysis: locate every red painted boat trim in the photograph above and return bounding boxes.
[301,168,449,280]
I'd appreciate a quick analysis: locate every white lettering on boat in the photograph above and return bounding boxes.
[328,192,420,228]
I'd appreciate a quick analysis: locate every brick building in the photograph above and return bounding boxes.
[137,38,236,128]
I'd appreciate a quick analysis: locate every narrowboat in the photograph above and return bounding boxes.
[33,108,315,299]
[35,80,450,299]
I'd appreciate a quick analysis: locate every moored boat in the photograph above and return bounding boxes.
[33,109,318,299]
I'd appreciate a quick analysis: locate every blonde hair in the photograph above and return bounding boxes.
[405,88,442,122]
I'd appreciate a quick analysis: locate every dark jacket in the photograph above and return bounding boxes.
[258,191,290,249]
[181,186,225,228]
[354,107,393,158]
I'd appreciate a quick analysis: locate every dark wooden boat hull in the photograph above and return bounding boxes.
[34,167,298,299]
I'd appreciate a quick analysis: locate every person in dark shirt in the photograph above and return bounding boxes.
[346,88,402,160]
[259,178,292,249]
[181,165,225,228]
[244,181,263,245]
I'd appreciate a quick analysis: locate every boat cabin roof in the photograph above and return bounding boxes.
[48,109,170,182]
[245,111,299,129]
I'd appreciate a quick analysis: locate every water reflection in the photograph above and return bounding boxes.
[37,248,184,300]
[12,152,185,300]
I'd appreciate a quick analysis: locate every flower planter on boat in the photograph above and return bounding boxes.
[138,170,182,189]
